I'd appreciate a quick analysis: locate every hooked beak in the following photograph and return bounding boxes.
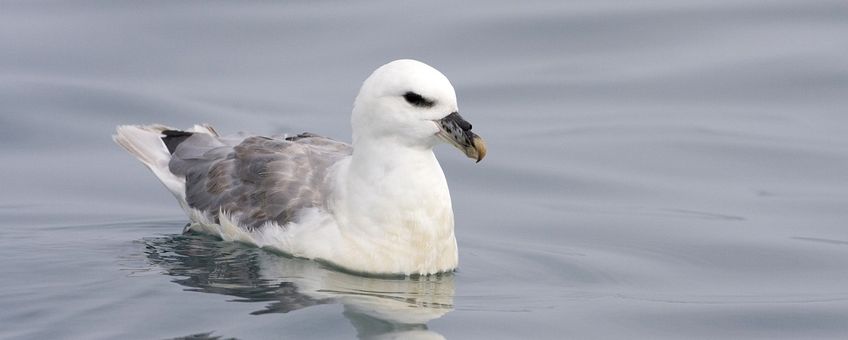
[436,112,487,163]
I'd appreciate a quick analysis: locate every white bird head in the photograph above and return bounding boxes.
[352,59,486,162]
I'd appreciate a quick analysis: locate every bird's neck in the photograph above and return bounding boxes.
[349,137,440,181]
[341,138,454,226]
[328,138,458,274]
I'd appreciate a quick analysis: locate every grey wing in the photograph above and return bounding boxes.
[168,132,352,229]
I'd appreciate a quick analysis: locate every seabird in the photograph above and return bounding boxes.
[114,59,486,275]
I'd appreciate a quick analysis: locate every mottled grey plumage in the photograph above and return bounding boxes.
[168,132,352,229]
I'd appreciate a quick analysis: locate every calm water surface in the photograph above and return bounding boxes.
[2,1,848,339]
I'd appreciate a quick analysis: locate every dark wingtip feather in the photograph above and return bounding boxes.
[161,129,194,154]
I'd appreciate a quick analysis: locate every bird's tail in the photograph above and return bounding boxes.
[112,124,218,208]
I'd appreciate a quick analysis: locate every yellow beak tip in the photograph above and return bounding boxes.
[472,136,487,163]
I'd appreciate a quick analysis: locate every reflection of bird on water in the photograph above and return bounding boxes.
[144,232,454,339]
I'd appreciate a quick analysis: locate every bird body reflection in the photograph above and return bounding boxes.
[143,232,454,339]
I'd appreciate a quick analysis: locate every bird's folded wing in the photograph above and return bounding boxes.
[168,133,352,229]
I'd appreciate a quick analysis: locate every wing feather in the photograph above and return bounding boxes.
[169,132,351,229]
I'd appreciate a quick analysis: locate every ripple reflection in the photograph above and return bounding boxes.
[142,232,453,339]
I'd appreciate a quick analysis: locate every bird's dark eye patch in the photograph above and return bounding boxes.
[403,91,435,108]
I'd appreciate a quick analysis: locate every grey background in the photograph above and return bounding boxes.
[2,1,847,339]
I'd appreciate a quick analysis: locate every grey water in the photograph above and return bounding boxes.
[2,0,848,339]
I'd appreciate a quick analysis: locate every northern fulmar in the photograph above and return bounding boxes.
[114,59,486,275]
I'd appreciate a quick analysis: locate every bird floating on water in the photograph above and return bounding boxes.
[114,59,486,276]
